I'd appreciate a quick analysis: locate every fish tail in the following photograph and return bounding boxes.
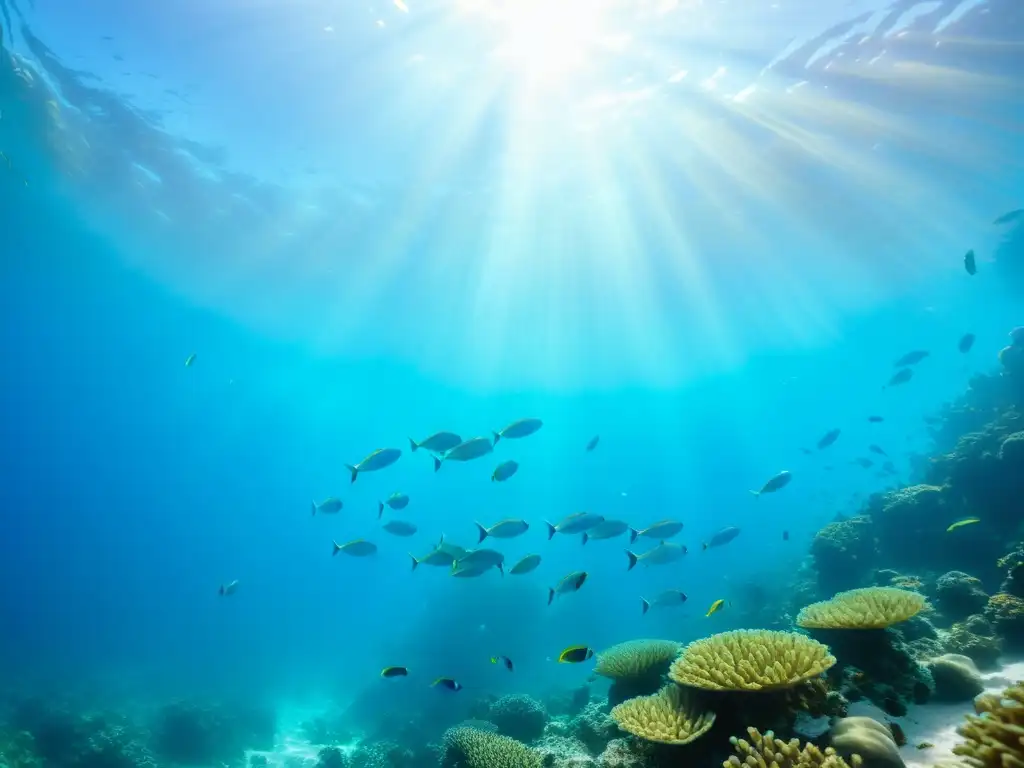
[547,588,555,606]
[378,502,384,519]
[409,554,419,571]
[626,551,638,571]
[433,456,442,472]
[492,430,501,446]
[345,464,358,483]
[748,490,760,498]
[641,598,650,615]
[496,563,504,577]
[545,521,556,540]
[475,522,488,543]
[311,501,317,516]
[581,532,588,546]
[408,437,418,453]
[332,540,342,556]
[628,528,638,543]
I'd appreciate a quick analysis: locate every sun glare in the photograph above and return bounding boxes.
[459,0,614,78]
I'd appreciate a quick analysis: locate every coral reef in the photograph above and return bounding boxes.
[830,717,904,768]
[669,630,836,691]
[935,571,990,622]
[796,588,926,630]
[953,680,1024,768]
[608,685,715,745]
[595,739,644,768]
[927,653,984,702]
[944,615,1002,669]
[534,735,593,768]
[489,695,549,744]
[984,592,1024,651]
[725,727,861,768]
[316,746,348,768]
[869,486,952,572]
[565,702,618,756]
[594,640,682,707]
[441,727,542,768]
[152,700,276,765]
[810,517,877,593]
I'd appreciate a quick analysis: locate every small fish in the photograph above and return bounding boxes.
[582,520,630,544]
[490,655,514,671]
[916,742,934,750]
[817,429,841,449]
[626,541,687,570]
[345,448,402,483]
[703,526,741,550]
[184,353,197,367]
[219,580,239,596]
[782,530,789,541]
[408,431,462,453]
[867,415,884,423]
[382,520,417,537]
[431,677,463,691]
[628,519,683,544]
[509,554,542,575]
[548,571,588,605]
[585,435,600,452]
[641,589,688,614]
[434,437,493,471]
[311,497,343,516]
[964,249,976,275]
[546,512,605,539]
[947,517,980,533]
[885,368,914,388]
[454,548,505,574]
[332,539,378,557]
[868,444,888,457]
[706,598,726,617]
[452,563,497,578]
[994,209,1024,226]
[852,458,874,469]
[750,470,791,497]
[475,519,529,542]
[558,645,595,664]
[381,666,408,678]
[410,538,465,570]
[959,333,976,353]
[894,350,930,367]
[377,492,410,517]
[492,460,519,482]
[493,418,543,445]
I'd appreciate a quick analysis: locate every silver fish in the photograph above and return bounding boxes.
[582,520,630,544]
[475,519,529,542]
[345,448,401,483]
[628,519,683,543]
[703,526,741,550]
[382,520,417,537]
[492,460,519,482]
[626,542,687,570]
[493,418,543,445]
[409,431,462,453]
[546,512,605,539]
[454,548,505,573]
[332,539,378,557]
[548,571,587,605]
[641,589,688,614]
[311,497,343,516]
[434,437,493,471]
[750,470,791,498]
[509,554,542,575]
[378,492,409,517]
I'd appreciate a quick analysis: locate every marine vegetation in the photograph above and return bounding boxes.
[953,680,1024,768]
[594,639,683,706]
[724,726,861,768]
[609,685,715,745]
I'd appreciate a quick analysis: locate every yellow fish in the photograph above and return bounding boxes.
[947,517,980,533]
[558,645,594,664]
[706,598,726,617]
[184,353,197,367]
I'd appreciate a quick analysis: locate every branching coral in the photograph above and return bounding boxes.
[441,727,542,768]
[594,640,682,680]
[952,681,1024,768]
[669,630,836,691]
[609,685,715,745]
[796,588,926,630]
[725,727,862,768]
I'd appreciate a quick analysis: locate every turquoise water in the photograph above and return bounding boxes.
[0,0,1022,764]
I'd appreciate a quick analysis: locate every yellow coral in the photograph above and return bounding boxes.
[985,593,1024,620]
[953,681,1024,768]
[725,727,863,768]
[668,630,835,692]
[594,639,682,681]
[610,684,715,745]
[796,587,927,630]
[442,728,541,768]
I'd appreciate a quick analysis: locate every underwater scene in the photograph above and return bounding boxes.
[1,0,1024,767]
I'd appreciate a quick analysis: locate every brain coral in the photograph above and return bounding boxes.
[609,684,715,745]
[953,681,1024,768]
[796,588,927,629]
[669,630,836,691]
[594,640,682,681]
[441,727,542,768]
[488,694,548,743]
[725,727,862,768]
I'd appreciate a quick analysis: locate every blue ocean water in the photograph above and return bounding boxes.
[0,0,1022,764]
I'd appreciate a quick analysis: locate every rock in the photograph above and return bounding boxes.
[927,654,984,702]
[944,618,1002,669]
[935,571,990,622]
[831,717,905,768]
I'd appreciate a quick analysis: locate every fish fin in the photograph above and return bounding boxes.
[545,521,556,540]
[345,464,358,483]
[492,430,501,446]
[748,490,760,497]
[219,585,225,596]
[408,437,418,453]
[378,502,384,519]
[311,501,317,516]
[332,540,342,556]
[626,551,638,571]
[702,543,708,551]
[496,563,504,577]
[475,522,488,543]
[628,528,638,543]
[581,532,588,545]
[433,456,442,472]
[547,588,555,606]
[641,598,649,615]
[409,553,419,571]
